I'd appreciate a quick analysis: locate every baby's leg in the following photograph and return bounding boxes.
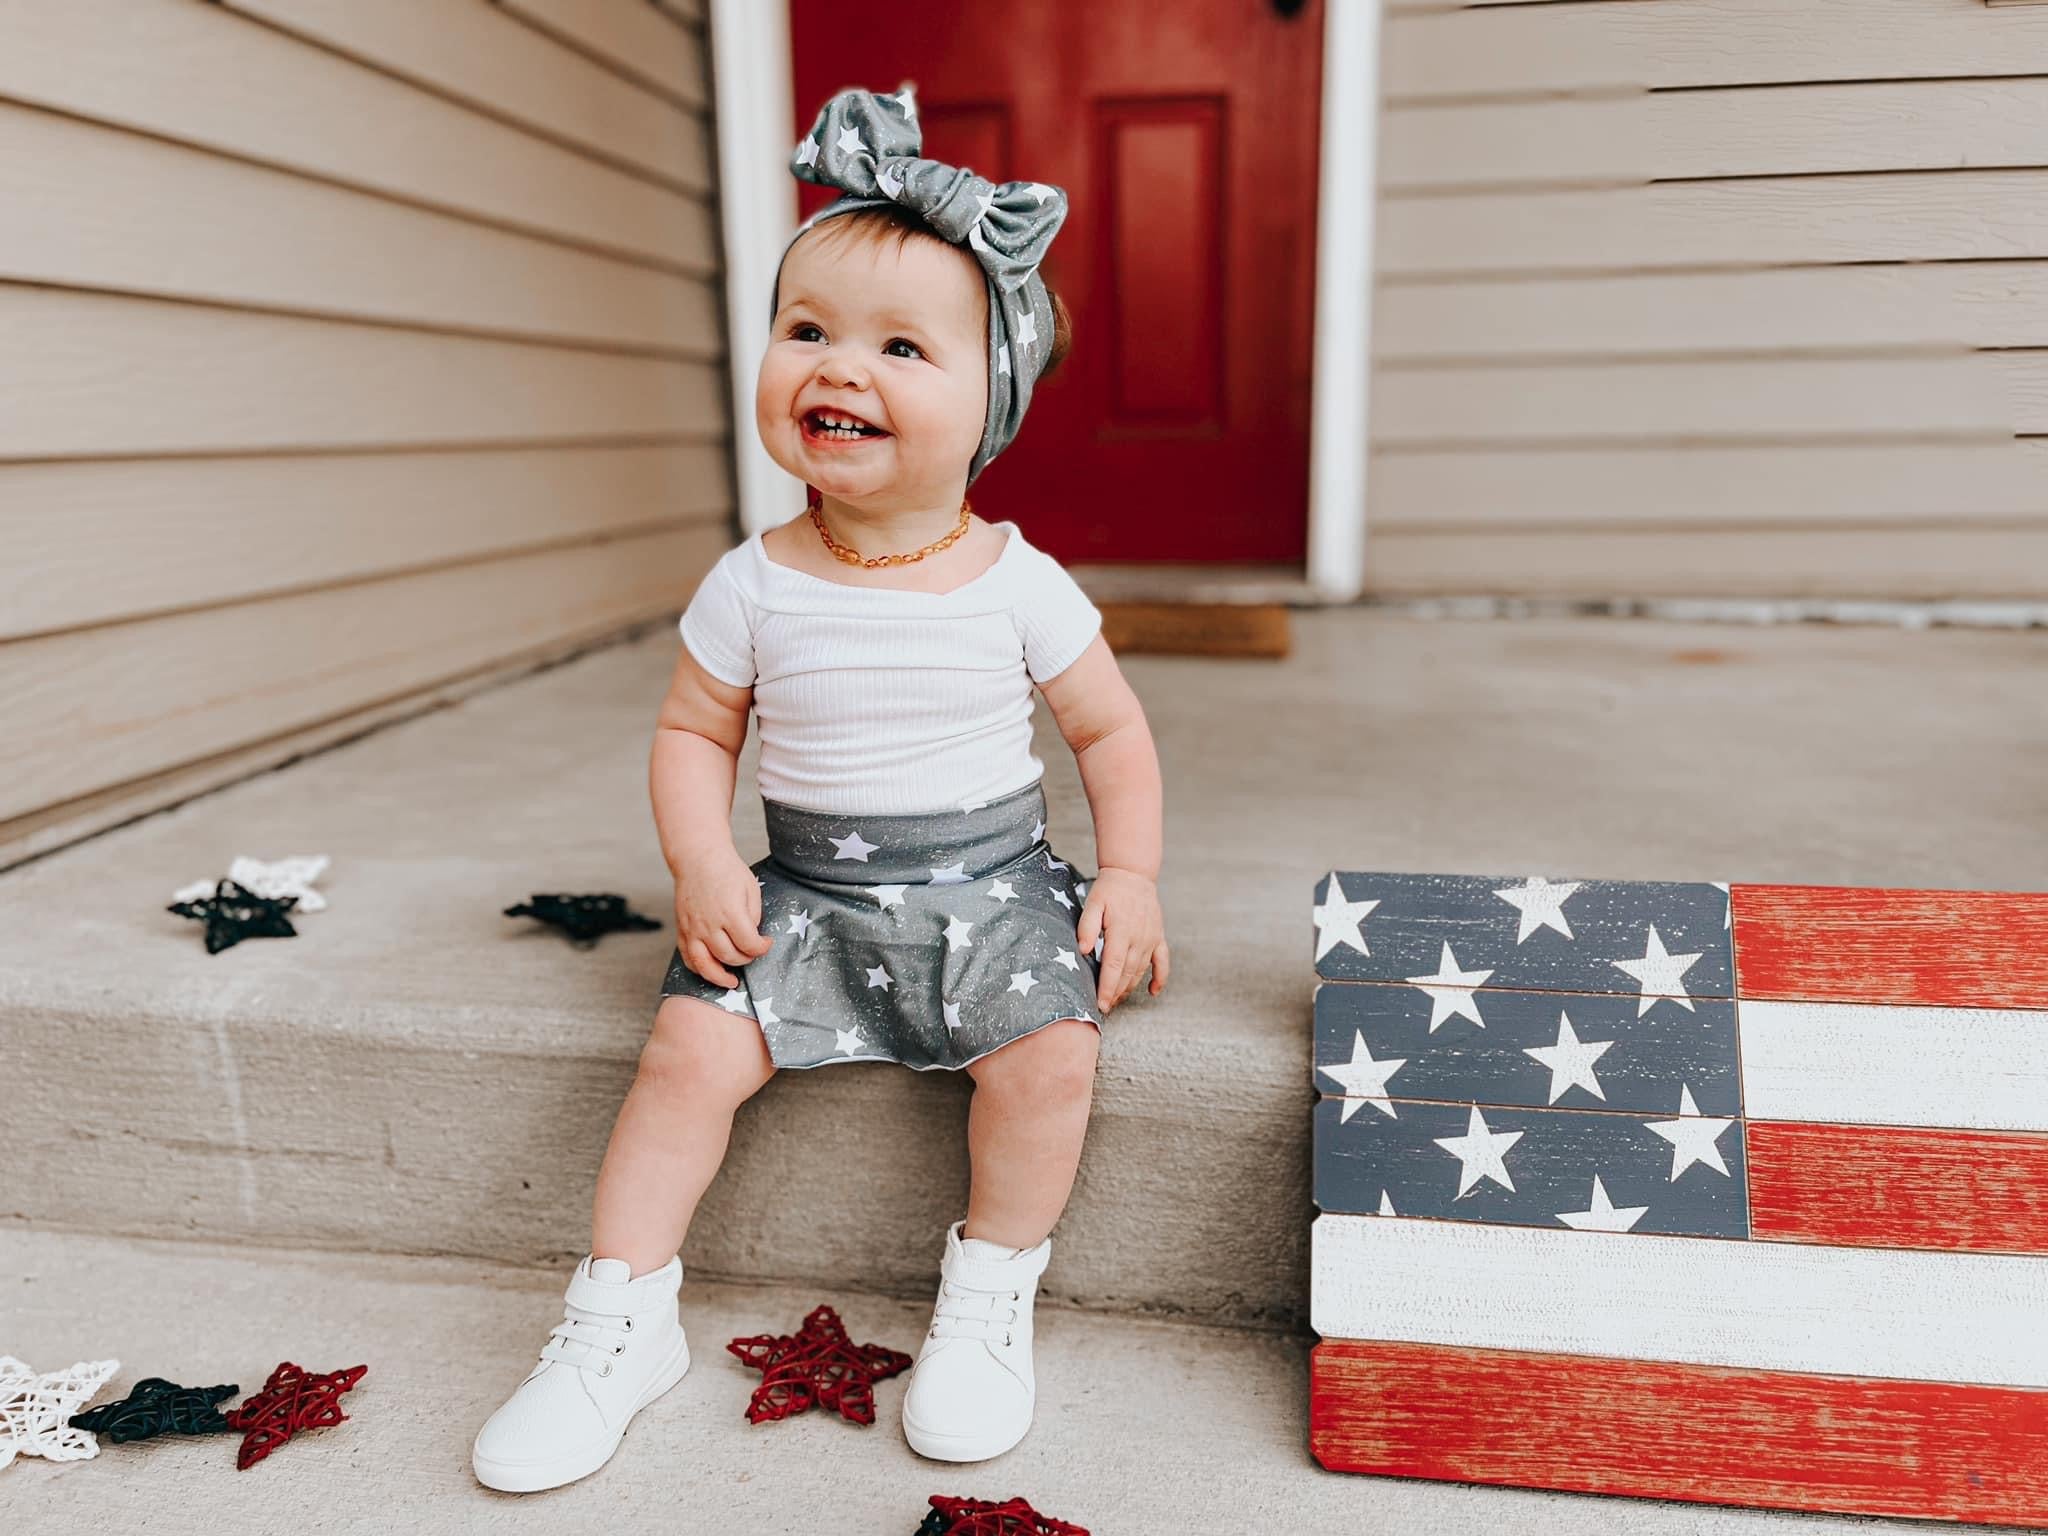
[589,995,777,1275]
[960,1018,1101,1249]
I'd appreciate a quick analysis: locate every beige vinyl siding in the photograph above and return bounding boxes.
[0,0,730,864]
[1369,0,2048,600]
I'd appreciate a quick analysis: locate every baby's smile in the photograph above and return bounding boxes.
[802,407,892,447]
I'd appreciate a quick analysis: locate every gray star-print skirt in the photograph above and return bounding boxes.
[657,778,1103,1071]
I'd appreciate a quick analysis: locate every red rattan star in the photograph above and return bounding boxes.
[918,1493,1091,1535]
[222,1361,367,1469]
[725,1303,910,1426]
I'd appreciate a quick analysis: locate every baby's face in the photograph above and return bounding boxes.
[758,222,989,510]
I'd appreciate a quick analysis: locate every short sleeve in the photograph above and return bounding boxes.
[1014,547,1103,684]
[677,549,757,687]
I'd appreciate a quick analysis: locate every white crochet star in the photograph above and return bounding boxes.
[0,1356,120,1468]
[174,854,330,912]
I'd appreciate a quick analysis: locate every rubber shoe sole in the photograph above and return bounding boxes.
[471,1333,691,1493]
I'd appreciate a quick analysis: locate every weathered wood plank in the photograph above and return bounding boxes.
[1749,1121,2048,1254]
[1311,1337,2048,1527]
[1731,885,2048,1007]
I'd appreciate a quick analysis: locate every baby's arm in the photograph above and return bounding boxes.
[649,645,771,988]
[1038,635,1170,1013]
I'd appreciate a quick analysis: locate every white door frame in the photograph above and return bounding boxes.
[706,0,1379,602]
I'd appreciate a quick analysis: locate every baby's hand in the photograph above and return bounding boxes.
[1076,866,1169,1014]
[674,849,774,989]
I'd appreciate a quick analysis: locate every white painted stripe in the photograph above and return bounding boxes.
[1739,1000,2048,1133]
[1311,1213,2048,1388]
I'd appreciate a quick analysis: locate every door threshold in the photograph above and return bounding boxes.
[1065,560,1320,607]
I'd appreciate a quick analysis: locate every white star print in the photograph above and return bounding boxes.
[1013,306,1038,350]
[894,86,918,126]
[785,909,815,940]
[1316,1029,1407,1123]
[716,988,752,1016]
[943,1000,963,1032]
[974,189,996,223]
[1025,182,1055,205]
[1312,873,1378,961]
[1522,1009,1615,1104]
[830,830,879,862]
[1557,1175,1649,1233]
[877,164,903,200]
[1051,888,1073,911]
[755,996,781,1028]
[1433,1105,1523,1197]
[835,123,865,158]
[1008,970,1040,997]
[1075,881,1089,899]
[930,861,971,884]
[943,915,975,952]
[1643,1085,1735,1181]
[997,345,1012,376]
[833,1026,869,1057]
[960,798,989,814]
[1044,852,1068,872]
[1406,942,1493,1032]
[1609,925,1704,1017]
[1091,936,1104,963]
[867,884,908,911]
[1053,948,1080,971]
[794,135,820,168]
[989,880,1019,903]
[864,964,894,991]
[1031,818,1046,841]
[1493,875,1581,943]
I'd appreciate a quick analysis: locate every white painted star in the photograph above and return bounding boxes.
[754,996,781,1028]
[1053,947,1080,971]
[716,987,753,1016]
[793,135,820,168]
[1557,1175,1649,1233]
[0,1355,121,1466]
[1406,942,1493,1032]
[1013,306,1038,350]
[943,1000,964,1032]
[1312,873,1379,961]
[930,861,971,884]
[1008,970,1040,997]
[1377,1190,1398,1217]
[1316,1029,1407,1123]
[835,123,865,158]
[989,880,1019,904]
[1432,1105,1522,1197]
[785,909,815,940]
[1031,818,1046,841]
[1609,925,1704,1016]
[829,830,879,862]
[867,883,909,911]
[864,964,894,991]
[833,1026,869,1057]
[1711,880,1731,929]
[1522,1009,1615,1104]
[1643,1085,1735,1181]
[1492,875,1581,943]
[1051,888,1073,911]
[943,915,975,952]
[877,164,903,200]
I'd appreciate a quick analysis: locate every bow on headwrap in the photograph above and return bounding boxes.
[775,84,1070,486]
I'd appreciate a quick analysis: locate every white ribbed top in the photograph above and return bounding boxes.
[677,519,1103,815]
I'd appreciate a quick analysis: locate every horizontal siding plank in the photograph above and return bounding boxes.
[1367,441,2048,527]
[0,522,731,824]
[1374,355,2012,445]
[0,443,730,641]
[652,0,704,23]
[0,0,711,263]
[1385,0,2048,99]
[1378,264,2048,359]
[1361,526,2048,600]
[224,0,708,181]
[496,0,706,107]
[1384,77,2048,190]
[0,105,716,347]
[1381,172,2048,276]
[0,289,723,459]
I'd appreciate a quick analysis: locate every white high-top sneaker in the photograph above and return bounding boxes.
[900,1220,1053,1462]
[471,1253,690,1492]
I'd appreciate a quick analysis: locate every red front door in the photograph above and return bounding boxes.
[790,1,1323,565]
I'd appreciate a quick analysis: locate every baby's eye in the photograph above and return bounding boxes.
[790,322,825,342]
[885,338,923,360]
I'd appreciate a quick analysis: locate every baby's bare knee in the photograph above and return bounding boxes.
[636,996,775,1106]
[970,1017,1100,1102]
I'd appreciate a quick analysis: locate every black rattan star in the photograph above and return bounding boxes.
[167,879,299,954]
[68,1376,238,1444]
[503,892,662,947]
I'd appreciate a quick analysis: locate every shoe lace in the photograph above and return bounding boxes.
[539,1300,636,1376]
[929,1278,1021,1347]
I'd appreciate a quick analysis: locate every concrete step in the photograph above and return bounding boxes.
[5,610,2043,1333]
[0,1227,1893,1533]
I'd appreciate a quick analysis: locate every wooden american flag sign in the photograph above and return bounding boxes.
[1308,871,2048,1527]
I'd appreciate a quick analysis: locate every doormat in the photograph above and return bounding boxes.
[1097,602,1290,659]
[1307,870,2048,1528]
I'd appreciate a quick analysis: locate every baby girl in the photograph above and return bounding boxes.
[472,84,1169,1492]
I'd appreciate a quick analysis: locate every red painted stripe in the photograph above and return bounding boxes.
[1749,1120,2048,1256]
[1731,884,2048,1008]
[1311,1337,2048,1527]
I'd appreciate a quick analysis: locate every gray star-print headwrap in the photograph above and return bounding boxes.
[776,83,1069,486]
